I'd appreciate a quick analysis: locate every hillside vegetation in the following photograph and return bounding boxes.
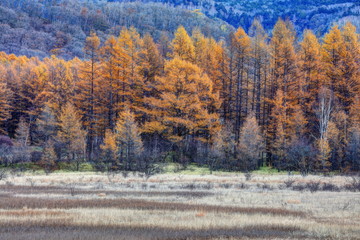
[0,0,232,59]
[111,0,360,34]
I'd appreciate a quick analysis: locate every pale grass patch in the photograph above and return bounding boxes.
[286,199,301,204]
[1,172,359,239]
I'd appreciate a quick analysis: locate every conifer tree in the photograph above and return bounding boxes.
[341,23,360,108]
[144,58,220,143]
[100,35,119,130]
[39,140,57,174]
[75,31,101,161]
[347,96,360,170]
[115,109,143,171]
[322,25,347,107]
[57,103,86,170]
[299,30,324,128]
[45,56,75,113]
[35,103,57,145]
[171,26,195,62]
[100,129,117,171]
[211,124,237,171]
[229,27,251,140]
[137,33,163,123]
[270,19,298,98]
[249,19,270,124]
[0,81,12,133]
[267,19,299,166]
[267,90,288,167]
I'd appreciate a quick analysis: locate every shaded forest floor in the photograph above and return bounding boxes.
[0,172,359,240]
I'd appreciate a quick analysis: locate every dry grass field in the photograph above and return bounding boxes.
[0,171,359,240]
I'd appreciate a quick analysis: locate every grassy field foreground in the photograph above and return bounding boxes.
[0,171,359,240]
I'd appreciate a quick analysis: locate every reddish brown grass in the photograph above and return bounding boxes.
[0,185,213,198]
[0,223,309,240]
[0,196,306,217]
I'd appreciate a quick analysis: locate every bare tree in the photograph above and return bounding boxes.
[238,112,265,171]
[315,87,333,171]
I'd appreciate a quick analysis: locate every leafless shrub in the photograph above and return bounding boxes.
[244,172,252,181]
[261,183,273,190]
[219,183,232,189]
[307,181,321,193]
[321,183,339,192]
[292,184,306,191]
[292,181,321,192]
[121,171,129,178]
[5,180,13,186]
[183,183,196,190]
[106,171,116,183]
[125,183,134,189]
[26,178,35,187]
[200,182,213,190]
[0,169,7,180]
[284,179,295,188]
[235,183,248,189]
[345,177,360,192]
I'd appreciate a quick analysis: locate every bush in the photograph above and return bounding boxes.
[306,181,321,193]
[345,177,360,192]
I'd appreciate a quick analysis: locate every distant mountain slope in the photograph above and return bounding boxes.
[0,0,233,59]
[109,0,360,34]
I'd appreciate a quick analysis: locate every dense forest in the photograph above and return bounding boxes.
[1,0,359,61]
[0,17,359,174]
[0,0,233,59]
[110,0,360,34]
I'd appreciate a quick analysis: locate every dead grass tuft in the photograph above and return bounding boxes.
[0,196,306,217]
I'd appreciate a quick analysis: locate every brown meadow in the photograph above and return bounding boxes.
[0,172,359,240]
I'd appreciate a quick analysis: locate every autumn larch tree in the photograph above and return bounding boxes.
[229,27,251,140]
[115,108,143,171]
[34,102,57,146]
[322,25,348,109]
[144,57,220,164]
[248,19,270,125]
[299,30,324,133]
[57,102,86,171]
[267,90,288,168]
[100,129,117,171]
[267,19,299,167]
[347,96,360,170]
[39,140,57,174]
[44,56,75,114]
[341,23,360,109]
[75,31,101,161]
[137,33,163,124]
[117,27,144,118]
[170,26,195,63]
[0,81,12,134]
[192,30,229,123]
[100,35,122,130]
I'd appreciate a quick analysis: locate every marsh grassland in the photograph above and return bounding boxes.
[0,172,359,240]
